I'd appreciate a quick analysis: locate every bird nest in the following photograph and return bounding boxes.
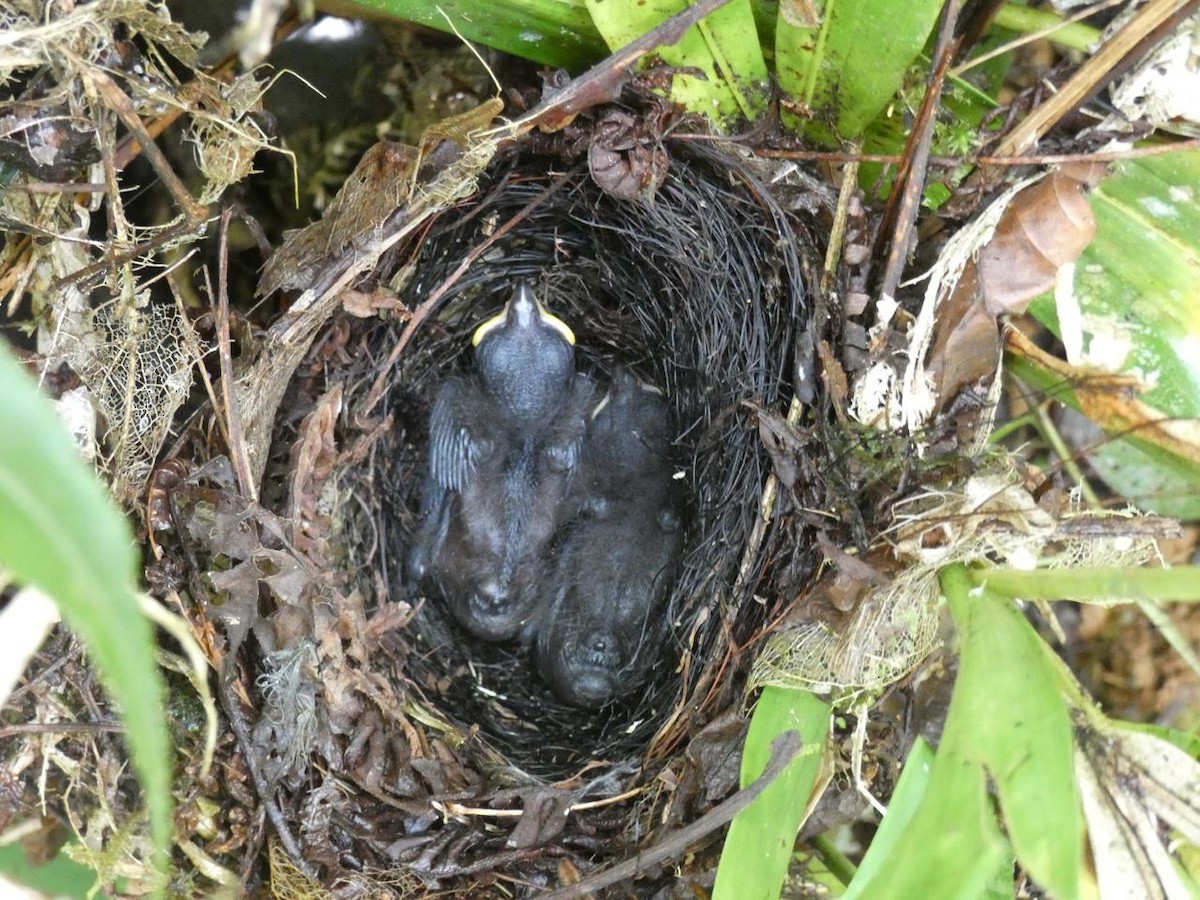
[374,140,815,771]
[161,111,824,892]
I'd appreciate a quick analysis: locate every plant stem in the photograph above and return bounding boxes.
[810,833,858,886]
[971,564,1200,602]
[993,3,1102,54]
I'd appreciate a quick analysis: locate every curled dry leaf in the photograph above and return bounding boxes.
[507,789,575,849]
[287,384,342,555]
[926,164,1105,411]
[588,108,670,200]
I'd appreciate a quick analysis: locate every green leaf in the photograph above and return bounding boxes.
[1027,150,1200,518]
[854,23,1010,202]
[848,565,1084,899]
[991,4,1099,54]
[972,565,1200,604]
[844,717,1007,900]
[586,0,769,124]
[712,687,830,900]
[1005,350,1200,504]
[842,737,934,898]
[0,840,98,897]
[322,0,606,70]
[0,345,171,876]
[943,566,1082,899]
[775,0,942,142]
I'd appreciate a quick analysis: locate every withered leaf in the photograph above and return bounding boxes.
[259,99,504,298]
[206,557,262,658]
[288,384,342,553]
[507,789,574,849]
[1006,328,1200,471]
[258,141,417,297]
[928,166,1102,408]
[588,109,669,201]
[256,548,310,608]
[757,409,807,494]
[683,708,747,803]
[975,166,1102,316]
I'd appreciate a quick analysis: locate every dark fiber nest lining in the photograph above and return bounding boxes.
[350,135,820,782]
[353,138,816,778]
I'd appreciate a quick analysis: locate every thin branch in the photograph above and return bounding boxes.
[541,731,803,900]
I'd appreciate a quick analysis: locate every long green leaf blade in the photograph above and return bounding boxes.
[775,0,942,142]
[0,346,171,873]
[846,565,1084,899]
[712,687,830,900]
[586,0,768,124]
[944,564,1083,899]
[325,0,606,69]
[1027,150,1200,517]
[844,718,1007,900]
[842,737,934,897]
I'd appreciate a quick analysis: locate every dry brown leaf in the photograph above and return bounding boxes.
[288,384,342,554]
[976,165,1104,315]
[928,167,1103,406]
[258,141,418,298]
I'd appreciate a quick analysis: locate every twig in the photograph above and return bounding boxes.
[540,731,803,899]
[953,0,1119,76]
[432,786,643,821]
[509,0,735,134]
[0,181,107,194]
[0,721,124,740]
[988,0,1199,163]
[874,0,961,303]
[217,668,316,880]
[753,137,1200,166]
[216,208,257,502]
[89,69,209,225]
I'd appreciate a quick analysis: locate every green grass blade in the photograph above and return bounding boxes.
[586,0,769,123]
[774,0,942,142]
[843,718,1007,900]
[326,0,606,69]
[712,687,830,900]
[0,346,171,879]
[991,4,1100,54]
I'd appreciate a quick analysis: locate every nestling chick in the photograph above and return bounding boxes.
[534,369,683,707]
[408,281,593,640]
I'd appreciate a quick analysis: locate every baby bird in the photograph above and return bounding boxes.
[408,281,593,640]
[533,369,683,707]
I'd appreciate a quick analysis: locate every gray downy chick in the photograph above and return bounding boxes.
[408,281,593,640]
[534,369,683,707]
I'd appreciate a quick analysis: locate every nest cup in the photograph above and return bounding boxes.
[365,138,813,777]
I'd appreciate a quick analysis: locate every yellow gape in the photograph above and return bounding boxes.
[471,288,576,348]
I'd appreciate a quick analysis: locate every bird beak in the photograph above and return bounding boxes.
[472,281,576,347]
